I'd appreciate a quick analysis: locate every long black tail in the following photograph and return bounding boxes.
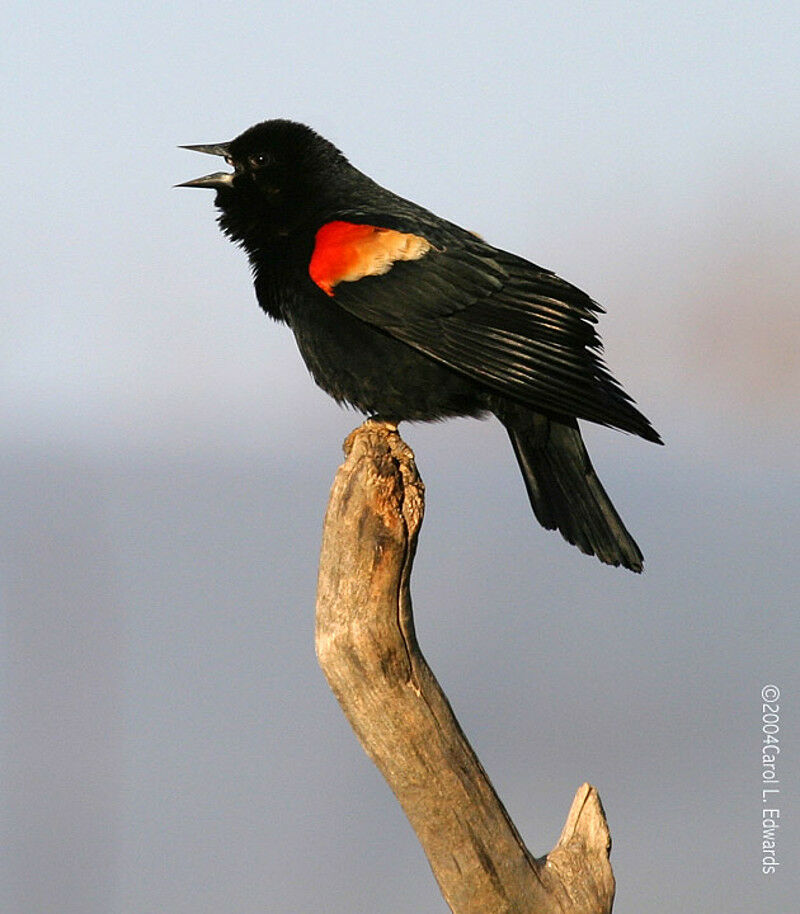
[502,411,644,572]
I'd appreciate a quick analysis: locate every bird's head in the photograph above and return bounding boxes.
[179,119,354,246]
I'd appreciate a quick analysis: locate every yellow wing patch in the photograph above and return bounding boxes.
[309,221,432,296]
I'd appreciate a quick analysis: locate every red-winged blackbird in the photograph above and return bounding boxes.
[180,120,662,572]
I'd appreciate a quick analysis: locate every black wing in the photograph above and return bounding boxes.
[322,206,661,442]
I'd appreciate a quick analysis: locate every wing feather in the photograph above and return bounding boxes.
[319,213,660,441]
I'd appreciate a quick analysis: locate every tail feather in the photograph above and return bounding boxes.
[504,413,644,572]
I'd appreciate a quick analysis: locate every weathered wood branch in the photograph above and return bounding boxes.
[315,421,615,914]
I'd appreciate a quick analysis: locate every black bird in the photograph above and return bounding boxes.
[180,120,661,571]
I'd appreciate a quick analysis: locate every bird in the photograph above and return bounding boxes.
[180,119,662,572]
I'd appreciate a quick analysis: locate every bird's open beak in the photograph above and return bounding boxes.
[177,142,235,189]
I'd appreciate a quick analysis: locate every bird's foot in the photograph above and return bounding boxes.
[365,415,399,432]
[344,417,402,459]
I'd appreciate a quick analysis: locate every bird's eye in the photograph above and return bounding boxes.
[249,152,270,168]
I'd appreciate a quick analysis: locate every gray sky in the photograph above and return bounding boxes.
[3,2,799,912]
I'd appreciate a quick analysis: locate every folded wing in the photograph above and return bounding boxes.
[310,216,661,443]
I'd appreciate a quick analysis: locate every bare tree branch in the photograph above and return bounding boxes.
[316,421,615,913]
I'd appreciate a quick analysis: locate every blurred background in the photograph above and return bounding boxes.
[2,2,798,911]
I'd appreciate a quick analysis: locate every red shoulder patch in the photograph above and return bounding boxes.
[309,221,432,296]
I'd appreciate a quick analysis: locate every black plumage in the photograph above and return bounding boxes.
[181,119,662,571]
